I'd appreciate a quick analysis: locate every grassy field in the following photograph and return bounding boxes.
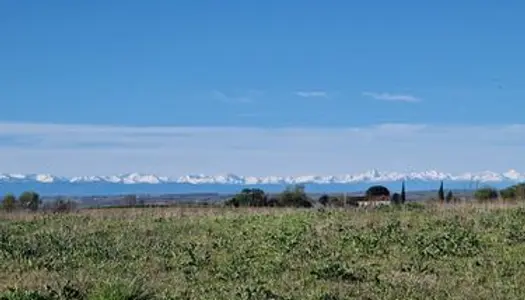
[2,203,525,299]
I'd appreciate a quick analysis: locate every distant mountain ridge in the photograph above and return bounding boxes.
[1,169,523,185]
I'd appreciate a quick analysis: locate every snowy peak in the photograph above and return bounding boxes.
[0,170,523,184]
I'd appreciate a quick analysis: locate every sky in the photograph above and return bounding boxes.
[1,1,525,177]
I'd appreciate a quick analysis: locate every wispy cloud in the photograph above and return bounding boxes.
[0,122,524,176]
[212,89,262,103]
[362,92,421,102]
[294,91,328,98]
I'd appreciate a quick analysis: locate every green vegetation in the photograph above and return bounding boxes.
[224,185,312,208]
[2,181,525,298]
[1,193,17,212]
[474,187,499,202]
[2,204,525,299]
[438,181,445,202]
[446,190,454,203]
[364,185,390,201]
[500,183,525,200]
[18,191,42,212]
[400,181,406,204]
[1,192,80,214]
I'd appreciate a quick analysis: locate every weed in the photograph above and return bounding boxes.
[2,205,525,299]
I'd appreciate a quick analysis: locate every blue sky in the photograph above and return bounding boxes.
[1,1,525,176]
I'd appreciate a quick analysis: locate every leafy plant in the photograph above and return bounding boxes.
[18,191,41,211]
[1,193,17,212]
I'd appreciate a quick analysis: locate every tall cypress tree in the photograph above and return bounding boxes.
[438,181,445,202]
[401,181,406,204]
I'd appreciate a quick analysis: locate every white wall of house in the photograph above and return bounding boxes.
[357,200,391,207]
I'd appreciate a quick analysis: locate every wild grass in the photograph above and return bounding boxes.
[2,202,525,299]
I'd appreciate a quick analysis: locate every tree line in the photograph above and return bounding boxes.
[225,184,401,208]
[2,181,524,212]
[473,183,525,202]
[224,180,525,208]
[0,191,78,213]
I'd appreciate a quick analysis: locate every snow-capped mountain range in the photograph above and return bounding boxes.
[0,169,523,185]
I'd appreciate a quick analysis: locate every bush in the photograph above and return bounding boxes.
[225,188,267,207]
[278,185,313,208]
[391,193,401,205]
[18,191,41,211]
[500,183,525,200]
[318,195,348,207]
[319,194,330,206]
[474,187,499,202]
[1,193,17,212]
[446,190,454,203]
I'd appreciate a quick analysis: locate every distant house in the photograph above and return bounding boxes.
[357,199,391,207]
[357,185,391,207]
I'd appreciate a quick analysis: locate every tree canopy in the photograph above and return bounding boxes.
[365,185,390,200]
[18,191,41,211]
[474,187,498,202]
[500,183,525,200]
[1,193,17,212]
[225,188,268,207]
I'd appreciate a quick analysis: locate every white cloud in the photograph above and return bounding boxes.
[362,91,421,102]
[0,122,524,177]
[294,91,328,98]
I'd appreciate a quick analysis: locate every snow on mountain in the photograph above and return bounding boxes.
[33,174,57,183]
[70,173,168,184]
[0,169,523,184]
[70,176,105,183]
[120,173,169,184]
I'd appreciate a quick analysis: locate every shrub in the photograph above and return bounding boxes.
[319,194,330,206]
[18,191,41,211]
[225,188,267,207]
[500,183,525,200]
[474,187,499,202]
[391,193,401,205]
[446,190,454,203]
[318,195,348,207]
[1,193,17,212]
[279,185,313,207]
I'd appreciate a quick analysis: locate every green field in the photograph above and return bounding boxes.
[2,203,525,299]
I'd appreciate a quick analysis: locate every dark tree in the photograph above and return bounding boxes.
[319,194,330,206]
[365,185,390,201]
[438,181,445,202]
[446,190,454,203]
[19,191,41,211]
[266,197,279,207]
[474,187,499,202]
[226,197,240,207]
[225,188,267,207]
[279,185,313,207]
[500,187,515,200]
[391,193,401,205]
[1,193,17,212]
[500,183,525,200]
[401,181,406,204]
